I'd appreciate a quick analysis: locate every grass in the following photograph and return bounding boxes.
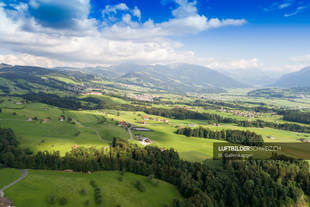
[0,168,23,188]
[5,170,182,207]
[103,110,310,161]
[0,100,129,155]
[1,95,310,162]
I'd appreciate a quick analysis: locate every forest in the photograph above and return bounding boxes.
[1,128,309,207]
[282,110,310,124]
[176,127,264,146]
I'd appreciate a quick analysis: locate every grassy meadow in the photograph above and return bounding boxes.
[4,170,181,207]
[1,94,309,162]
[0,168,23,188]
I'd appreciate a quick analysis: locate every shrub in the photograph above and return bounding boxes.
[154,180,160,187]
[80,188,87,195]
[118,176,123,182]
[95,194,102,204]
[135,180,146,192]
[84,200,90,206]
[59,197,68,205]
[90,180,97,188]
[47,194,57,204]
[147,174,154,183]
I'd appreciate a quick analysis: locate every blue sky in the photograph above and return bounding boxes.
[0,0,309,74]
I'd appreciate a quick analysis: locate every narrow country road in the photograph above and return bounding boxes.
[0,169,28,193]
[128,125,133,140]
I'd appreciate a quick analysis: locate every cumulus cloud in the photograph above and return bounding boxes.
[159,0,246,35]
[100,0,246,38]
[102,3,129,17]
[0,0,248,69]
[132,6,141,20]
[27,0,90,29]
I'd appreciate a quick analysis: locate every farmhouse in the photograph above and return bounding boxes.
[0,196,13,207]
[42,118,49,123]
[118,121,128,128]
[140,120,147,125]
[59,116,65,121]
[27,117,33,121]
[72,144,79,150]
[298,138,309,143]
[136,136,152,146]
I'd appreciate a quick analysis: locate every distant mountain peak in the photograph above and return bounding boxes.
[273,66,310,88]
[0,63,12,68]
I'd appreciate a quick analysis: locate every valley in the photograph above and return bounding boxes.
[1,64,310,206]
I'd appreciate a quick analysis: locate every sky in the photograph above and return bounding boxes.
[0,0,310,74]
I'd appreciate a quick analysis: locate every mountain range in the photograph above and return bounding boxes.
[55,63,249,93]
[273,67,310,88]
[2,63,310,93]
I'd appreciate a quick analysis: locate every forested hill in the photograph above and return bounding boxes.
[56,63,249,93]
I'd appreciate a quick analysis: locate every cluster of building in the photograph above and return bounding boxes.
[218,108,263,119]
[84,91,103,95]
[130,94,156,102]
[141,115,168,124]
[136,135,152,146]
[26,116,65,123]
[297,138,309,143]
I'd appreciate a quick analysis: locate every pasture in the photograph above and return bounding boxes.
[5,170,182,207]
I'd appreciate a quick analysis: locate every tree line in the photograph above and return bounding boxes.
[176,127,264,146]
[282,110,310,124]
[1,128,310,207]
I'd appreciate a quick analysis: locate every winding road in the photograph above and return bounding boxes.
[0,169,28,194]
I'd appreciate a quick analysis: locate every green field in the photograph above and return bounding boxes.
[0,99,130,155]
[0,168,22,187]
[5,170,181,207]
[1,95,309,162]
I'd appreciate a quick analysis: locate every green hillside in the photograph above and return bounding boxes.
[4,169,181,207]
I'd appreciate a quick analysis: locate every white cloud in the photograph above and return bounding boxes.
[172,0,197,18]
[132,6,141,20]
[102,3,129,16]
[192,57,262,70]
[100,0,246,38]
[290,54,310,62]
[284,6,308,17]
[264,0,295,11]
[0,0,248,69]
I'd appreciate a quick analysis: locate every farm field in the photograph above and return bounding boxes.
[4,170,181,207]
[0,99,129,155]
[1,96,309,161]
